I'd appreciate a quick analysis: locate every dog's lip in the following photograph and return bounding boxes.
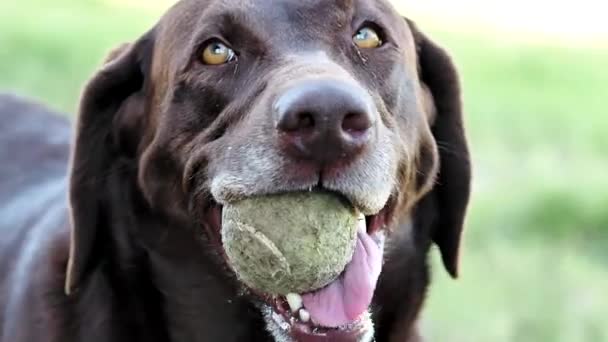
[365,195,396,235]
[203,204,223,246]
[291,318,371,341]
[265,298,372,341]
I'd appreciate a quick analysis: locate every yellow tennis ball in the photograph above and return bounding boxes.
[221,192,358,295]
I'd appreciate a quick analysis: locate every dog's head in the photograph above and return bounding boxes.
[65,0,470,340]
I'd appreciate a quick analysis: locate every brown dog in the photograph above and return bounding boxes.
[0,0,471,341]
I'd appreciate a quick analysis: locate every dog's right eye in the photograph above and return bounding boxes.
[201,40,236,65]
[353,26,383,49]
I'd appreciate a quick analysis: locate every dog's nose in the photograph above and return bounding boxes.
[274,79,375,163]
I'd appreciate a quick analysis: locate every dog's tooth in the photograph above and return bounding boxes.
[299,309,310,323]
[285,293,303,313]
[358,212,365,221]
[358,213,367,232]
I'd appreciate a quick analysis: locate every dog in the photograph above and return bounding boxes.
[0,0,471,341]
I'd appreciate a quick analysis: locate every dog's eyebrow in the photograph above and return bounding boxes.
[206,10,258,40]
[192,11,267,54]
[336,0,355,10]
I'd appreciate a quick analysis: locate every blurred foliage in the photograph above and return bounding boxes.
[0,0,607,341]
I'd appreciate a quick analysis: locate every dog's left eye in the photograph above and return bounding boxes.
[201,40,236,65]
[353,26,383,49]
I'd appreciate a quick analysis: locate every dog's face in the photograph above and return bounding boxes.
[138,0,436,213]
[66,0,471,341]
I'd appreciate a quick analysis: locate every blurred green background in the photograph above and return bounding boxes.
[1,0,606,340]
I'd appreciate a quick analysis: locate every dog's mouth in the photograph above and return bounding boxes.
[203,193,396,341]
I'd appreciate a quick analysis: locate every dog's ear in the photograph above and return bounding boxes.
[65,30,155,295]
[409,21,472,278]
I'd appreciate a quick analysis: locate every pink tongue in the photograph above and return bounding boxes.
[301,227,383,328]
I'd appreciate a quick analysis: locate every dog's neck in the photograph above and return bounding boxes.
[143,247,271,341]
[90,169,272,341]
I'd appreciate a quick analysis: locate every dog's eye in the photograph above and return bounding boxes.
[201,41,236,65]
[353,26,383,49]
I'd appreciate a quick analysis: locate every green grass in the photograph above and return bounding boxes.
[426,240,608,342]
[1,0,607,340]
[0,0,158,112]
[432,29,608,243]
[422,28,608,341]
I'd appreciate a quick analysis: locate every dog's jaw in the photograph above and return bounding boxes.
[201,198,394,342]
[260,304,376,342]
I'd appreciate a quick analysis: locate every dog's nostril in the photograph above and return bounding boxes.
[277,110,316,133]
[342,112,372,133]
[298,112,315,131]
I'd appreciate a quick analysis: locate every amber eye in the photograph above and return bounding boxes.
[353,26,383,49]
[201,41,236,65]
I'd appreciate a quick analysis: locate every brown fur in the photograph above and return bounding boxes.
[0,1,470,341]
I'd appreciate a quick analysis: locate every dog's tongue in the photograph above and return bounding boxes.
[302,226,383,328]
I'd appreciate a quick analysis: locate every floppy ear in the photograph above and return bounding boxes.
[410,21,472,278]
[65,31,155,295]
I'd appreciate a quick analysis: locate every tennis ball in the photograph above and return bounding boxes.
[221,192,359,295]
